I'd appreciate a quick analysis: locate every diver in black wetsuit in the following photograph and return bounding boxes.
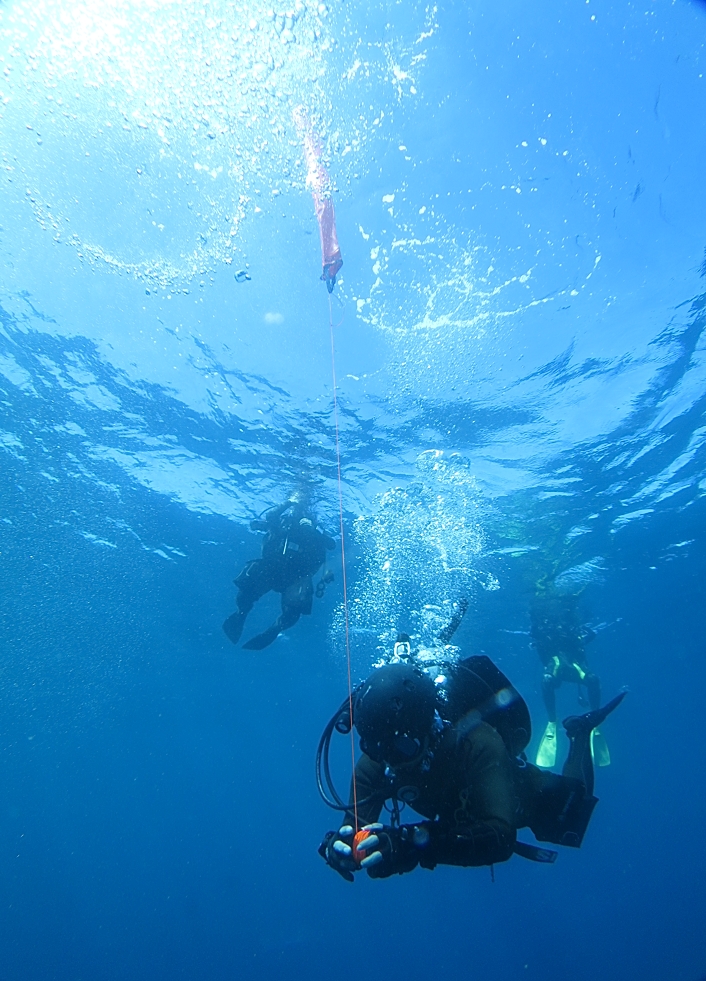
[318,644,625,881]
[530,591,608,768]
[222,495,335,651]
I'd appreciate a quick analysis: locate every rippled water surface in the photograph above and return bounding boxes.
[1,2,705,980]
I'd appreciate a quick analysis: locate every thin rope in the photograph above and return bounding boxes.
[327,291,358,830]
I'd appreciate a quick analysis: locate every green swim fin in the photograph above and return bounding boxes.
[536,721,557,768]
[591,727,611,767]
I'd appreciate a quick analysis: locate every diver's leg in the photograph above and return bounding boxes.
[241,579,309,651]
[234,560,272,602]
[223,590,253,645]
[562,720,595,796]
[584,672,601,711]
[278,577,311,631]
[277,605,302,633]
[562,692,626,795]
[223,562,269,645]
[279,581,307,627]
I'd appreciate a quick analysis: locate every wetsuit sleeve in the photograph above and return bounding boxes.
[437,598,468,645]
[419,724,517,869]
[344,754,386,828]
[250,501,291,532]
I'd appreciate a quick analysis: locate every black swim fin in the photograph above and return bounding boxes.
[563,691,626,738]
[222,611,247,645]
[242,623,281,651]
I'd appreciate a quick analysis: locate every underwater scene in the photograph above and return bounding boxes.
[1,1,705,979]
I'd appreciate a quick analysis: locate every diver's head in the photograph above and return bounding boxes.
[289,484,313,511]
[353,662,438,767]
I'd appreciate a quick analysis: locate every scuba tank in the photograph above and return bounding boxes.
[439,655,531,758]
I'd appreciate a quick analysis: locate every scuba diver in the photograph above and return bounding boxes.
[317,644,625,881]
[530,591,609,769]
[222,493,335,651]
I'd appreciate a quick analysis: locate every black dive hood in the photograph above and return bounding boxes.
[316,662,438,812]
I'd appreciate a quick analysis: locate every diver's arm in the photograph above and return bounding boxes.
[365,725,517,878]
[266,501,292,524]
[581,625,597,645]
[437,597,469,645]
[249,502,289,532]
[417,818,515,869]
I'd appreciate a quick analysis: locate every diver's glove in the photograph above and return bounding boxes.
[319,823,396,882]
[319,825,358,882]
[358,823,432,879]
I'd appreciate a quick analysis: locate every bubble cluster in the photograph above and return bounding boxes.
[333,450,498,660]
[349,206,569,404]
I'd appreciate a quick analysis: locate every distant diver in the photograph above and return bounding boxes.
[530,590,610,768]
[317,639,625,881]
[222,492,335,651]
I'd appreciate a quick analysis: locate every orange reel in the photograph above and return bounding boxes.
[352,830,373,866]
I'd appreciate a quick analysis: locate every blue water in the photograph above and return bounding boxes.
[1,1,706,978]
